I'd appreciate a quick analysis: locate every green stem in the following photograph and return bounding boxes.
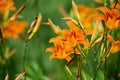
[93,21,108,80]
[104,57,107,80]
[77,19,88,40]
[77,45,92,77]
[93,63,101,80]
[60,61,70,80]
[23,39,28,80]
[0,39,9,79]
[103,24,109,80]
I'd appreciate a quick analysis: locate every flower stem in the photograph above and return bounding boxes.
[60,61,70,80]
[114,0,118,8]
[23,39,28,80]
[0,39,8,79]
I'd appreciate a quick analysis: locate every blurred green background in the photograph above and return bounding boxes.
[0,0,120,80]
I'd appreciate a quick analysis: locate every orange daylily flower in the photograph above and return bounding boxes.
[77,5,95,19]
[0,0,16,14]
[95,7,120,30]
[2,20,27,40]
[0,0,27,40]
[46,21,90,61]
[62,21,90,47]
[46,37,74,62]
[77,5,104,44]
[77,5,98,29]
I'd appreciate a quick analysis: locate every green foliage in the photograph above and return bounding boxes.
[0,0,120,80]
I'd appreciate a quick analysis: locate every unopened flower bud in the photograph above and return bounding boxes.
[27,13,42,40]
[48,18,61,34]
[10,4,26,21]
[72,0,81,20]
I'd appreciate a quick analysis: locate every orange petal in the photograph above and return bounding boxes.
[112,9,119,16]
[85,29,93,35]
[97,7,111,14]
[110,41,120,54]
[107,34,115,43]
[65,56,72,62]
[46,48,56,53]
[49,53,57,61]
[66,21,77,29]
[94,15,105,21]
[80,40,90,47]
